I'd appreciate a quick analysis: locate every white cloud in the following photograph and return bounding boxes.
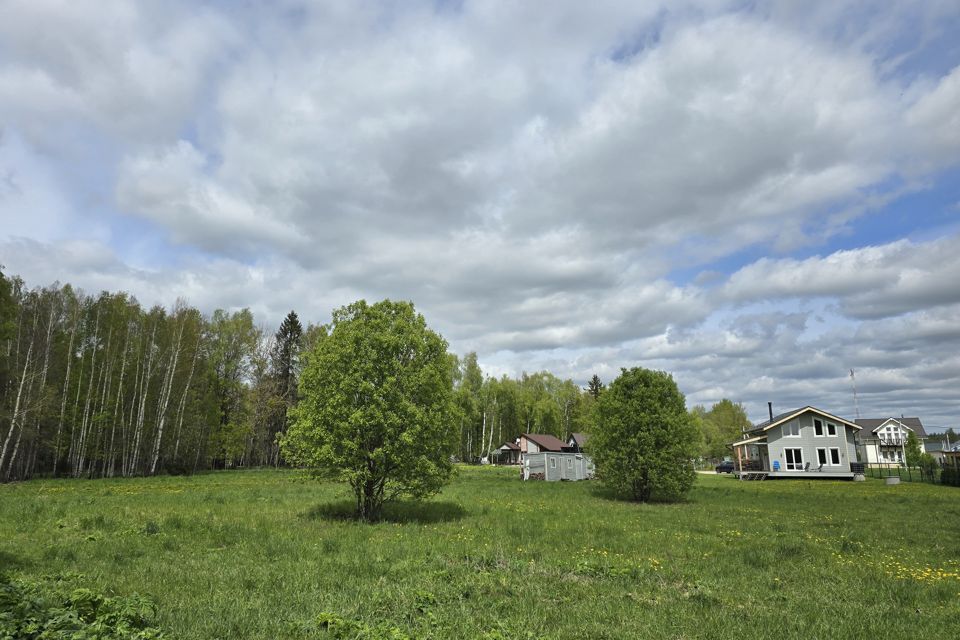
[0,0,237,149]
[116,141,306,255]
[720,236,960,318]
[2,1,960,427]
[906,64,960,165]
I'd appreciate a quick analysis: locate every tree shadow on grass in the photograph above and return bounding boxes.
[589,483,689,505]
[304,499,467,524]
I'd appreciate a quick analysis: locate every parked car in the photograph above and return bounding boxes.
[715,460,735,474]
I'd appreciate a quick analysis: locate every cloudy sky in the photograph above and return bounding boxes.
[2,1,959,427]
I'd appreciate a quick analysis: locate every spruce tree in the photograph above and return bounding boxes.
[271,311,304,407]
[586,374,604,400]
[268,311,303,463]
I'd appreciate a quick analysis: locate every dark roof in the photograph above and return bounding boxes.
[855,417,927,438]
[748,406,859,434]
[568,433,588,447]
[523,433,567,451]
[750,409,801,432]
[499,442,520,451]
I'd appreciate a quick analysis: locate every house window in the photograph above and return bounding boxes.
[549,457,557,469]
[814,419,824,436]
[827,423,837,436]
[784,448,803,470]
[817,448,828,465]
[829,448,841,465]
[783,421,800,437]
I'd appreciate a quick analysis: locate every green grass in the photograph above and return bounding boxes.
[2,467,959,639]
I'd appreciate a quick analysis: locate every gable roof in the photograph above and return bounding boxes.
[568,433,588,447]
[522,433,567,451]
[751,409,802,432]
[855,417,927,438]
[499,442,520,451]
[749,406,860,434]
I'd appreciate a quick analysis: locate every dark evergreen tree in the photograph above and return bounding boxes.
[586,374,604,400]
[267,311,303,464]
[271,311,303,407]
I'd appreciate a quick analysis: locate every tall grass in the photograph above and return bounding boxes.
[1,467,958,638]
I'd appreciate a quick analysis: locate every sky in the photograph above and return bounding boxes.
[1,0,959,428]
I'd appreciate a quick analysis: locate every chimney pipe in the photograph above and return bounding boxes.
[768,402,774,421]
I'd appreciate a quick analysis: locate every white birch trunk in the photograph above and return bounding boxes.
[74,307,101,477]
[172,336,199,462]
[150,316,184,474]
[23,303,57,478]
[107,322,133,477]
[486,401,497,459]
[0,341,33,476]
[122,324,145,476]
[480,409,487,462]
[131,322,158,474]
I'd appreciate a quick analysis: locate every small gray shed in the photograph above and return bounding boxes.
[523,451,594,481]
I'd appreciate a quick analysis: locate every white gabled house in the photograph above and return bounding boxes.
[854,417,927,466]
[730,405,862,480]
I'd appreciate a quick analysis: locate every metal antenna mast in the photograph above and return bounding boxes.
[850,369,861,420]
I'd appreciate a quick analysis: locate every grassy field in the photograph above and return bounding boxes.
[1,467,959,639]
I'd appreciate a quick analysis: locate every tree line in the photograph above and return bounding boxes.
[449,353,599,464]
[0,270,314,481]
[0,268,747,482]
[0,271,600,481]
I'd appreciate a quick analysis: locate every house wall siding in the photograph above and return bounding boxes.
[524,454,546,480]
[524,452,592,481]
[768,411,853,472]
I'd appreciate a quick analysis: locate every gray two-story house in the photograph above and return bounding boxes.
[730,405,862,479]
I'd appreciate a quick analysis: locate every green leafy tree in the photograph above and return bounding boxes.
[701,399,751,459]
[207,308,260,467]
[457,352,483,461]
[588,367,697,502]
[688,405,709,459]
[282,300,455,522]
[905,431,923,467]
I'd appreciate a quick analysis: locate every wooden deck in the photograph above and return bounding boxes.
[733,470,856,480]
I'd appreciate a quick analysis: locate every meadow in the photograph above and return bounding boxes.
[1,467,958,639]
